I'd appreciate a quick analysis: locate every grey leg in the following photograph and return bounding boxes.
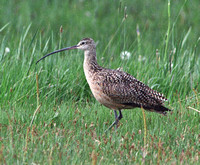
[114,110,118,129]
[118,110,123,120]
[105,110,123,132]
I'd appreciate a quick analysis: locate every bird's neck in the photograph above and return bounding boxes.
[83,49,101,74]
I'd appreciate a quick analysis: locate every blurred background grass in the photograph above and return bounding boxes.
[0,0,199,104]
[0,0,199,164]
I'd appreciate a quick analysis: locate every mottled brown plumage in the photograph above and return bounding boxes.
[36,38,171,130]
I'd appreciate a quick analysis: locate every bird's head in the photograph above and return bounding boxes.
[36,38,95,64]
[76,38,96,50]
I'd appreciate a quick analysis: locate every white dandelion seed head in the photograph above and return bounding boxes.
[85,11,91,17]
[138,55,146,62]
[120,51,131,60]
[5,47,10,53]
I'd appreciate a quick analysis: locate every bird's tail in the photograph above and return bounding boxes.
[151,105,172,115]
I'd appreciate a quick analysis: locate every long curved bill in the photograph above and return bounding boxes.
[36,45,77,64]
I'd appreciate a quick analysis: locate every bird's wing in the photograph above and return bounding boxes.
[98,69,167,108]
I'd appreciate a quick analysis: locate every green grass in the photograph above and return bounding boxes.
[0,0,199,164]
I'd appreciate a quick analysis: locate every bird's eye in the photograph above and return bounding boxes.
[81,42,85,45]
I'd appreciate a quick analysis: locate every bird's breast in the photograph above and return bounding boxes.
[83,66,104,102]
[83,67,126,110]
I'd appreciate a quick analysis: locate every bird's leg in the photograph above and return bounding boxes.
[105,110,123,132]
[114,110,118,129]
[118,110,123,120]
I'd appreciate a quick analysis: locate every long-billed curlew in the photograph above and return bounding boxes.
[36,38,171,130]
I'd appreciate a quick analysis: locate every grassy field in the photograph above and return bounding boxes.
[0,0,199,164]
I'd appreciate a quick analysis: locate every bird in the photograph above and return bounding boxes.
[36,38,171,130]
